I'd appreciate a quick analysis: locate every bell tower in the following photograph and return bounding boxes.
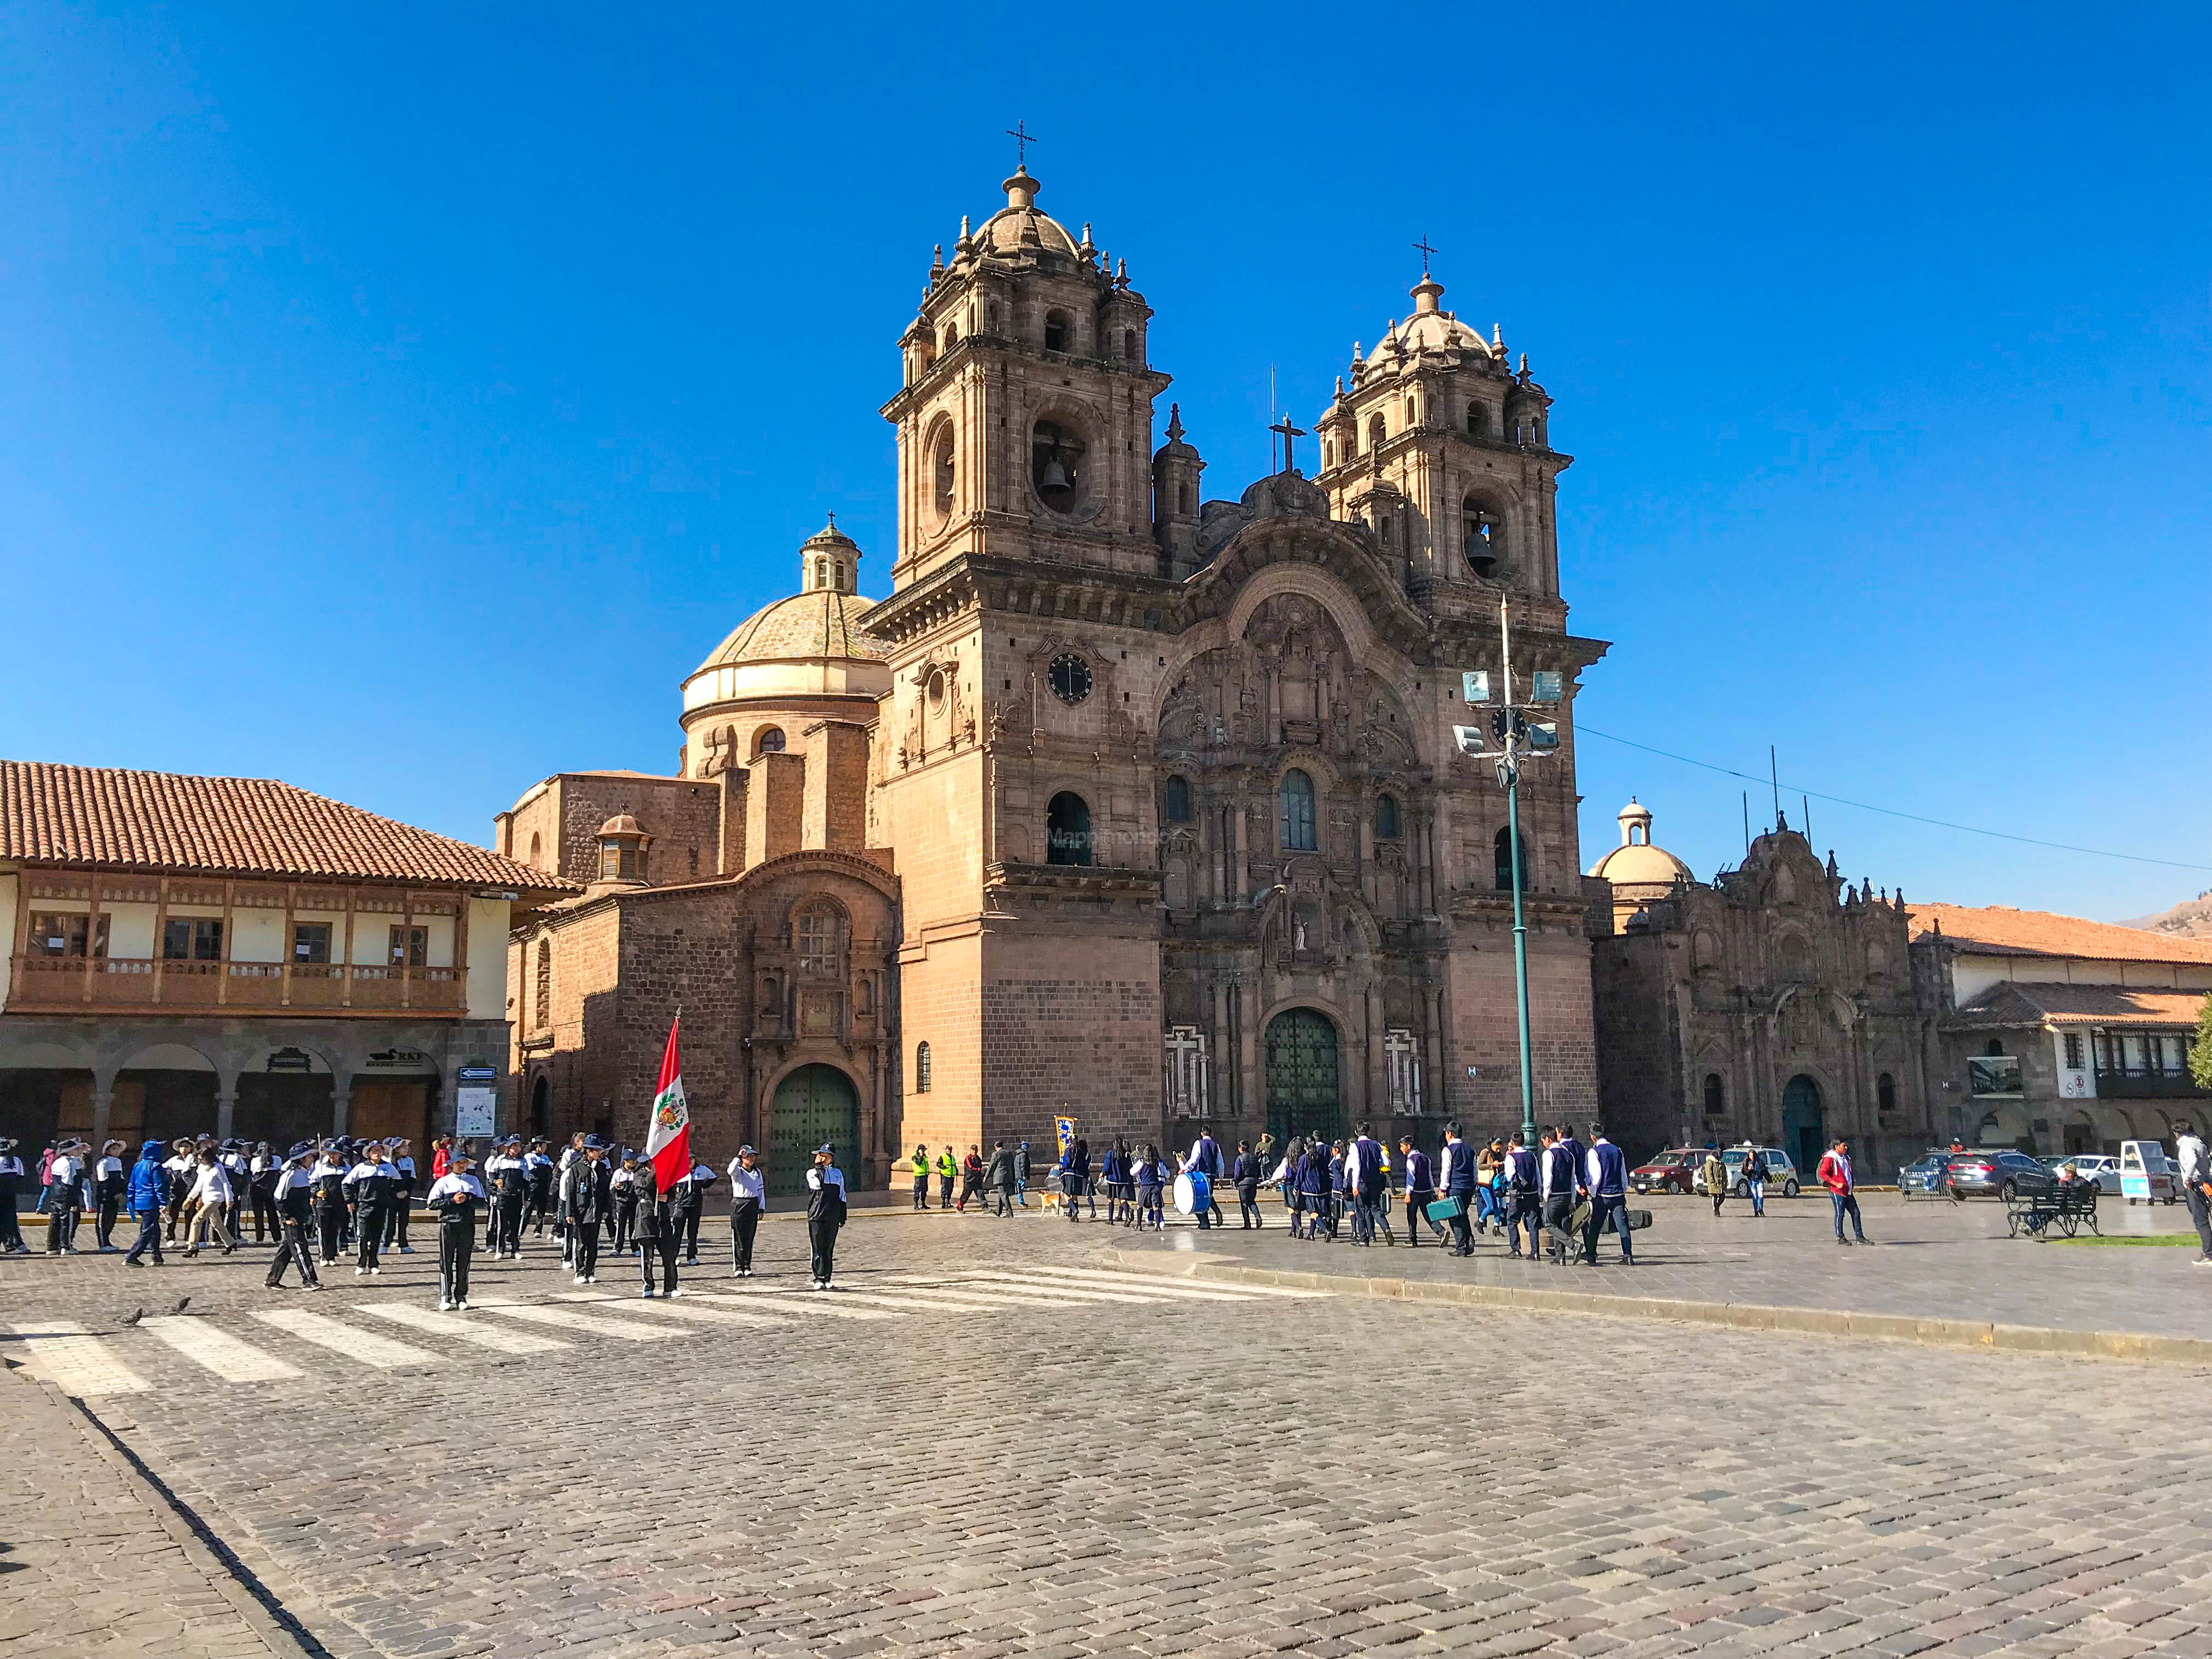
[881,166,1173,586]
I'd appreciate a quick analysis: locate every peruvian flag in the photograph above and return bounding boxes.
[644,1017,692,1190]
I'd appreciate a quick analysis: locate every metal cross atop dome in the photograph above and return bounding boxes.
[1269,415,1307,476]
[1412,235,1438,276]
[1006,121,1038,170]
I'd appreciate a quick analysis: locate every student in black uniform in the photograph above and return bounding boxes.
[561,1135,612,1285]
[428,1150,487,1311]
[312,1143,351,1265]
[611,1151,641,1255]
[345,1142,398,1274]
[0,1138,24,1254]
[805,1143,848,1290]
[249,1142,283,1244]
[488,1137,530,1259]
[264,1144,323,1291]
[726,1145,765,1276]
[92,1140,128,1251]
[522,1137,556,1237]
[633,1161,679,1298]
[672,1156,715,1265]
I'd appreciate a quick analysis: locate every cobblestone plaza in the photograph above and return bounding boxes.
[7,1198,2212,1658]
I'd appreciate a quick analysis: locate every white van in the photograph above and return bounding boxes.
[2117,1139,2178,1205]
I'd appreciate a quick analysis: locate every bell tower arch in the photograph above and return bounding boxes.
[881,167,1174,588]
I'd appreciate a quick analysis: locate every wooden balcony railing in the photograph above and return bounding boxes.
[8,953,466,1015]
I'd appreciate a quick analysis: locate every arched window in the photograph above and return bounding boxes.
[1877,1072,1898,1116]
[1703,1073,1725,1116]
[1367,414,1386,452]
[940,324,957,353]
[1404,395,1418,427]
[534,939,551,1030]
[527,831,542,868]
[915,1041,932,1093]
[795,905,841,977]
[1984,1038,2006,1057]
[1177,481,1193,515]
[1163,775,1193,823]
[1122,328,1136,362]
[1464,495,1502,578]
[1493,825,1530,892]
[1043,309,1070,352]
[1279,770,1317,852]
[1466,402,1487,437]
[755,727,786,755]
[1046,792,1093,866]
[1374,793,1401,840]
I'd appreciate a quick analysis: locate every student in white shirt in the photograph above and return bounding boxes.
[43,1142,84,1254]
[726,1146,766,1277]
[426,1152,488,1310]
[182,1150,237,1257]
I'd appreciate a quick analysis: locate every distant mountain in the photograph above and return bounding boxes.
[2124,890,2212,941]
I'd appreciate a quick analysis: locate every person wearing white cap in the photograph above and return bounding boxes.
[43,1141,85,1254]
[726,1145,766,1276]
[805,1144,848,1290]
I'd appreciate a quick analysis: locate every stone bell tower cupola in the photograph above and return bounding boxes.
[882,166,1176,588]
[799,515,861,595]
[1312,268,1570,611]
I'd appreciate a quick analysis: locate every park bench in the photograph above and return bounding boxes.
[2005,1184,2101,1240]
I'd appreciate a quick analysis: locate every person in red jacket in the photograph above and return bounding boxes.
[429,1136,453,1181]
[1818,1138,1870,1246]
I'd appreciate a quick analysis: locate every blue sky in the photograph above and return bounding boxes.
[3,4,2207,919]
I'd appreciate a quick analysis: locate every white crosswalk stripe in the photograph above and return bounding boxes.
[859,1281,1086,1312]
[1025,1263,1331,1300]
[556,1294,789,1328]
[1005,1267,1310,1303]
[691,1289,902,1321]
[362,1303,571,1353]
[943,1273,1170,1306]
[250,1310,444,1369]
[141,1316,303,1381]
[7,1321,150,1397]
[471,1299,679,1341]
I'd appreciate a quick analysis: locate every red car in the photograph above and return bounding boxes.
[1630,1148,1707,1195]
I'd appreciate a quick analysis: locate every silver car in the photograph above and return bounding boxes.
[2044,1154,2122,1194]
[1722,1146,1801,1198]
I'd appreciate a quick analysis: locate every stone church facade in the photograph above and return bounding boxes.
[500,164,1609,1191]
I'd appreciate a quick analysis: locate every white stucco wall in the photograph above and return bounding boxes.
[466,898,510,1020]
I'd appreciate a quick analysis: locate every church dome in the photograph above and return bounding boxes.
[1588,797,1695,887]
[1372,275,1498,365]
[972,168,1080,259]
[681,519,892,714]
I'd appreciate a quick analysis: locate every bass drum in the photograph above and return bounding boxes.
[1172,1170,1210,1216]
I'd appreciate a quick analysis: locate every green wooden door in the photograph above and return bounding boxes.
[768,1064,860,1198]
[1265,1008,1341,1146]
[1783,1075,1825,1175]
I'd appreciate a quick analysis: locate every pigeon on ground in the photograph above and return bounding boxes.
[120,1308,144,1327]
[171,1296,193,1315]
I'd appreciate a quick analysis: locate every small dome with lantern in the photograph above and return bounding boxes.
[969,167,1081,261]
[1588,798,1695,888]
[682,518,891,718]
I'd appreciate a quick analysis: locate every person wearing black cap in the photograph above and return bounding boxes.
[92,1139,128,1251]
[486,1136,529,1259]
[633,1159,679,1298]
[162,1138,197,1243]
[560,1135,613,1284]
[522,1137,556,1238]
[249,1142,282,1244]
[726,1144,765,1276]
[805,1143,848,1290]
[610,1150,640,1255]
[427,1149,487,1310]
[219,1139,252,1243]
[311,1142,351,1265]
[264,1144,323,1291]
[44,1140,84,1254]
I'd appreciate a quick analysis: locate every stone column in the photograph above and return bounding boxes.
[216,1085,238,1141]
[330,1075,351,1138]
[89,1080,116,1159]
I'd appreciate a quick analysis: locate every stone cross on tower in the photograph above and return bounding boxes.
[1269,415,1307,476]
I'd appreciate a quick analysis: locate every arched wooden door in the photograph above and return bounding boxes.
[768,1064,860,1197]
[1782,1074,1825,1176]
[1265,1009,1341,1146]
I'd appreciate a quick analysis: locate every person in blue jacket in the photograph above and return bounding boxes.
[122,1141,170,1267]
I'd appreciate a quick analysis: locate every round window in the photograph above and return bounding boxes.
[926,668,947,710]
[1047,652,1092,705]
[929,421,956,521]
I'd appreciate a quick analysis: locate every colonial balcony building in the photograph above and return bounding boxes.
[0,760,573,1153]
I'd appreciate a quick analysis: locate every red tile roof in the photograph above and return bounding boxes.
[1,761,578,893]
[1949,982,2210,1029]
[1908,902,2212,966]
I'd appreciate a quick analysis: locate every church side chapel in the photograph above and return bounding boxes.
[499,154,1610,1182]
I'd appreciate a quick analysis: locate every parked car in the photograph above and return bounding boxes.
[1942,1148,2056,1201]
[1722,1145,1801,1198]
[1630,1149,1706,1195]
[2042,1154,2122,1194]
[1899,1152,1955,1199]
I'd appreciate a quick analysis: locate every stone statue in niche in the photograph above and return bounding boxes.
[1293,915,1308,952]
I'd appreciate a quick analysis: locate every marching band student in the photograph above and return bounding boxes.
[1130,1143,1164,1232]
[1292,1140,1330,1240]
[1398,1137,1436,1246]
[264,1144,323,1291]
[219,1139,252,1242]
[1538,1128,1577,1264]
[1502,1133,1541,1260]
[0,1138,27,1254]
[1183,1125,1226,1229]
[345,1141,399,1274]
[1095,1139,1125,1224]
[486,1137,529,1259]
[44,1139,84,1254]
[181,1147,237,1257]
[522,1137,557,1238]
[1437,1125,1479,1256]
[672,1154,716,1265]
[556,1131,586,1265]
[561,1135,613,1285]
[249,1142,283,1244]
[312,1142,351,1265]
[1232,1141,1263,1229]
[632,1161,679,1299]
[93,1139,128,1251]
[805,1143,848,1290]
[910,1143,931,1211]
[610,1150,640,1254]
[1581,1125,1634,1266]
[427,1149,487,1311]
[121,1141,168,1266]
[386,1139,417,1254]
[162,1138,198,1242]
[726,1144,765,1276]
